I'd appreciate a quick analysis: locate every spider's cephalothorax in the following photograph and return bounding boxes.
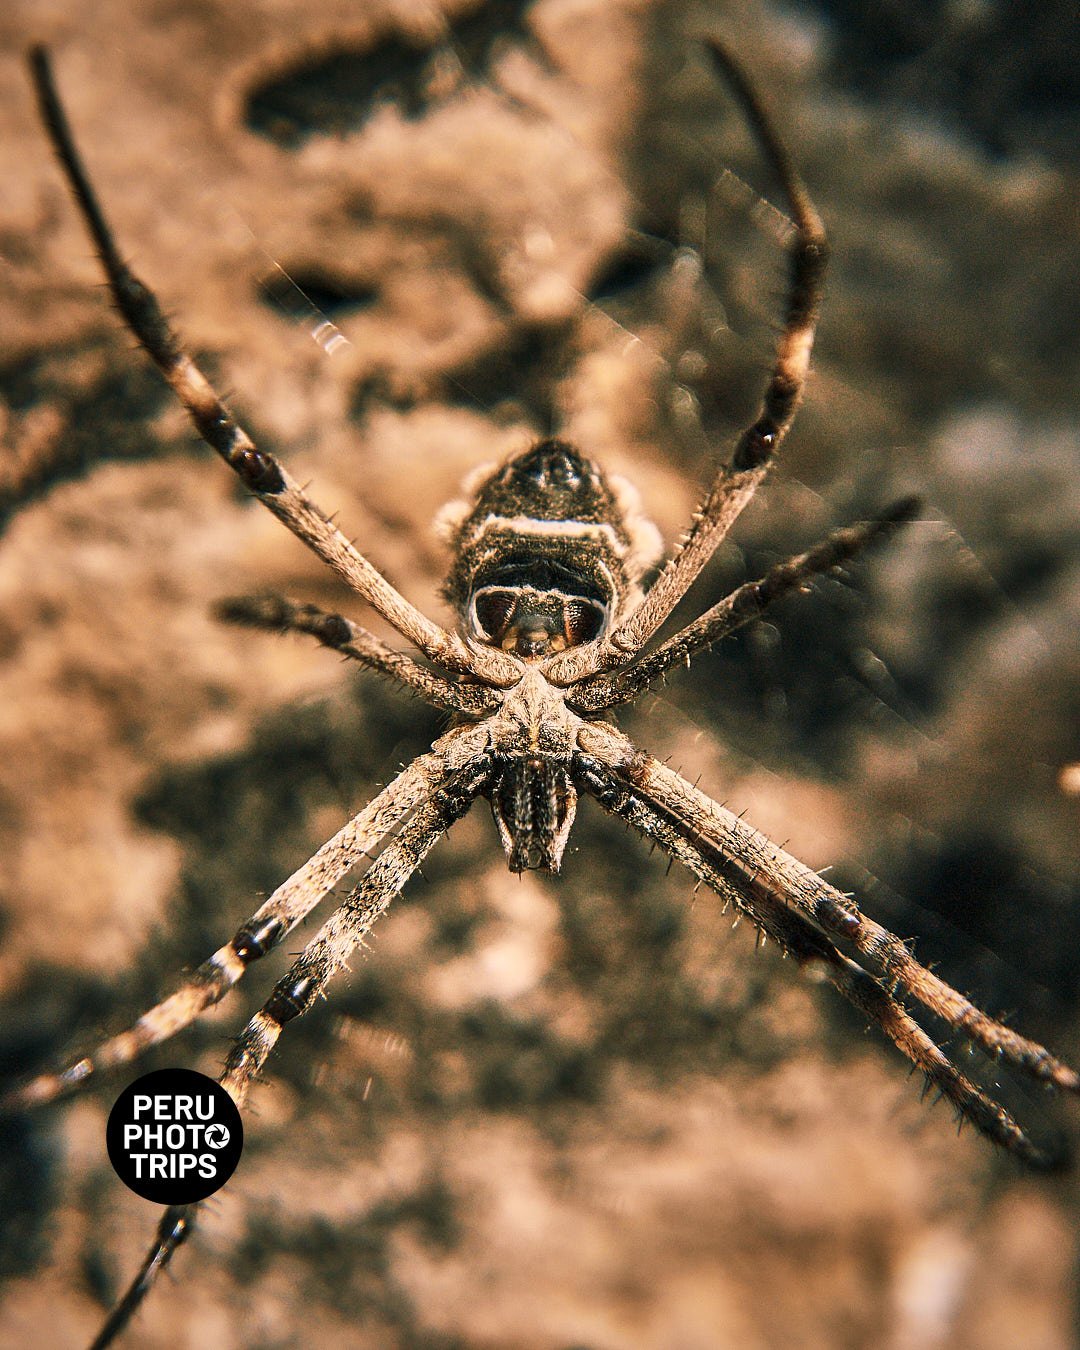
[17,38,1079,1349]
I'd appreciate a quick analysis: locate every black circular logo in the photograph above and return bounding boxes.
[106,1068,243,1204]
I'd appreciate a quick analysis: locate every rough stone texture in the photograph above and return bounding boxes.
[0,0,1077,1346]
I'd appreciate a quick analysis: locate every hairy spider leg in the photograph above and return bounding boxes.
[27,46,518,688]
[91,756,494,1347]
[575,751,1064,1169]
[548,39,829,686]
[216,593,500,715]
[578,720,1080,1100]
[571,499,919,711]
[1,744,477,1116]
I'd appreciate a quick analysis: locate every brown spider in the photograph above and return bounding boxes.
[10,35,1078,1348]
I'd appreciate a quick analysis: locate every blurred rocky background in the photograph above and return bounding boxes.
[0,0,1077,1345]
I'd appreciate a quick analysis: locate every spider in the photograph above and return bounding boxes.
[11,34,1078,1349]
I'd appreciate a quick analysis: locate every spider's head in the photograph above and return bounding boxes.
[438,438,662,659]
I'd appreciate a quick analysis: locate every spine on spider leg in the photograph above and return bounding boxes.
[576,754,813,951]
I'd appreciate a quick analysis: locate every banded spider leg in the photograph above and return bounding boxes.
[25,46,518,693]
[86,750,494,1350]
[573,719,1078,1169]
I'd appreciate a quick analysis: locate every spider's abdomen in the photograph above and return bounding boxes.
[439,438,662,658]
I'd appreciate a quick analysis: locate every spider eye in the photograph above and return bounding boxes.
[472,589,517,641]
[563,598,606,646]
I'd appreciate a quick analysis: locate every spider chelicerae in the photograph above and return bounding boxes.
[11,34,1078,1349]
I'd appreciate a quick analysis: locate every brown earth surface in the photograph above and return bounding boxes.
[1,0,1078,1347]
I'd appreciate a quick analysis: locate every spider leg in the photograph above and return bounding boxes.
[90,755,491,1350]
[26,47,517,688]
[216,593,501,715]
[571,498,918,711]
[577,722,1080,1091]
[550,40,828,690]
[1,735,485,1115]
[574,748,1063,1169]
